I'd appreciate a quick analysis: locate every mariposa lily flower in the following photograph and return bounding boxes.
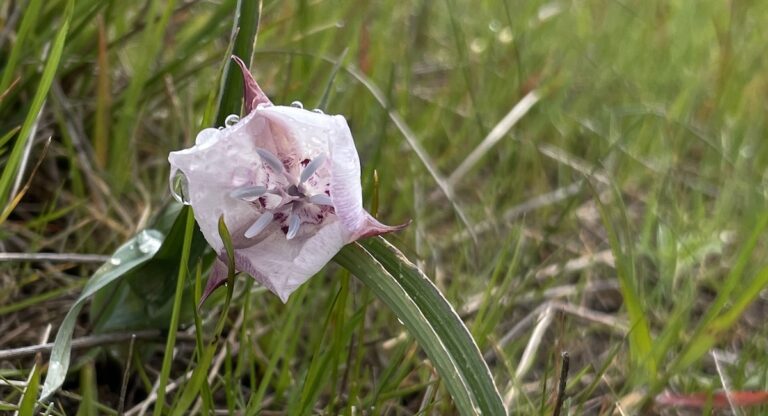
[168,56,407,302]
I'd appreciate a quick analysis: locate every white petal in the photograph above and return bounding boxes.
[327,115,367,236]
[232,219,347,302]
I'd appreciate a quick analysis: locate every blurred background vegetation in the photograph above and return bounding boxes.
[2,0,768,414]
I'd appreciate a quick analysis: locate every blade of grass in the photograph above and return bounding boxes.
[672,212,768,370]
[360,236,507,415]
[215,0,263,125]
[152,206,196,416]
[17,362,41,416]
[93,14,111,169]
[0,0,43,93]
[590,181,655,381]
[40,228,165,401]
[0,0,73,205]
[336,241,491,416]
[109,0,177,190]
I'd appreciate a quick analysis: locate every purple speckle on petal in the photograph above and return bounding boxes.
[301,158,311,167]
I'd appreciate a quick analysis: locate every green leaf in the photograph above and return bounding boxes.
[590,181,655,380]
[88,203,209,332]
[170,344,216,416]
[214,0,263,125]
[0,0,43,93]
[673,212,768,370]
[109,0,178,190]
[153,207,197,416]
[335,239,506,416]
[18,363,41,416]
[0,0,73,205]
[362,237,507,415]
[41,228,164,400]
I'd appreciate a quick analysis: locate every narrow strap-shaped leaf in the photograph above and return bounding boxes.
[215,0,263,125]
[0,0,73,205]
[335,243,481,415]
[40,229,163,401]
[360,237,506,415]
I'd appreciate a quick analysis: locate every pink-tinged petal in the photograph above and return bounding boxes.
[231,219,347,302]
[200,258,228,306]
[326,115,366,234]
[324,115,409,239]
[231,55,271,113]
[353,214,411,240]
[169,114,279,253]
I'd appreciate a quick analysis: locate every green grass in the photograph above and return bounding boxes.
[3,0,768,414]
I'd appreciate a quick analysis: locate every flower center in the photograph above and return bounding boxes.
[230,149,333,240]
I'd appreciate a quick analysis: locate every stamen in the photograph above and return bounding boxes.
[245,211,274,238]
[309,194,333,206]
[230,186,267,200]
[256,148,286,174]
[286,213,301,240]
[299,154,327,184]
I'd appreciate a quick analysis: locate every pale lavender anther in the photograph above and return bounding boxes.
[309,194,333,206]
[244,211,274,238]
[230,185,267,201]
[300,154,327,184]
[286,212,301,240]
[256,148,286,174]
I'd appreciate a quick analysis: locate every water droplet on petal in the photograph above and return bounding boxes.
[256,102,271,109]
[312,109,324,114]
[171,169,191,205]
[224,114,240,127]
[195,128,220,146]
[137,230,163,254]
[290,101,304,109]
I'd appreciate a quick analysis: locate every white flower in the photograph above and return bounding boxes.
[168,56,407,302]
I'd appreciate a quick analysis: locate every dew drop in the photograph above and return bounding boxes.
[224,114,240,127]
[110,257,122,266]
[497,26,513,44]
[312,108,324,114]
[290,101,304,109]
[137,230,163,254]
[256,102,271,109]
[171,169,191,205]
[195,128,220,146]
